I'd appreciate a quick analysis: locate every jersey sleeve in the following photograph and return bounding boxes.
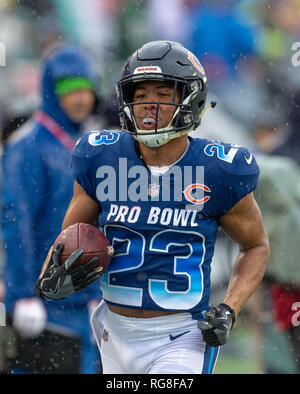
[214,145,260,217]
[72,129,123,202]
[71,132,99,201]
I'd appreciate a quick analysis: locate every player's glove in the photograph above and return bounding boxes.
[35,243,102,301]
[197,303,235,347]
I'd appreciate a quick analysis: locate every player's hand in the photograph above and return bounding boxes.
[197,303,235,347]
[35,243,102,300]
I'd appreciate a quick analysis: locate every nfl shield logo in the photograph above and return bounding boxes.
[149,183,160,198]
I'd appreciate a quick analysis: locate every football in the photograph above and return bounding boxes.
[53,223,114,273]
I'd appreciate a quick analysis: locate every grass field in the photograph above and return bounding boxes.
[215,355,261,374]
[213,319,264,374]
[213,316,298,374]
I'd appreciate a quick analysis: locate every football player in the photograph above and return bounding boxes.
[36,41,270,374]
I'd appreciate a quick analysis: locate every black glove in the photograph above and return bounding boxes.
[197,303,235,347]
[35,243,103,301]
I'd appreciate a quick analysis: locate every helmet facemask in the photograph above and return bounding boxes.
[117,73,206,148]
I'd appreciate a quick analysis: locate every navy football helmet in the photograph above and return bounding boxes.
[116,41,211,147]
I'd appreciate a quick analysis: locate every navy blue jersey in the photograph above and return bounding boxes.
[72,130,259,317]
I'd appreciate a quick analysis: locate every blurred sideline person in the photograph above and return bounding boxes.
[1,46,102,374]
[36,41,270,374]
[254,153,300,373]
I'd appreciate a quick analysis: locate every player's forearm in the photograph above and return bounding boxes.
[61,182,101,231]
[222,241,270,317]
[62,197,100,230]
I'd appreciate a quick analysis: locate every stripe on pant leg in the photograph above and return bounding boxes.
[202,344,220,374]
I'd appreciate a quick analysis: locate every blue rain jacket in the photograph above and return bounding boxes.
[1,46,101,312]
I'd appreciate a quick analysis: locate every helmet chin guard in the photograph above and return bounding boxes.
[123,98,192,147]
[117,41,210,147]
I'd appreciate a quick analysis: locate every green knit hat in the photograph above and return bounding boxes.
[55,77,94,96]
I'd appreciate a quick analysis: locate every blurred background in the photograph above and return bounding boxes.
[1,0,300,374]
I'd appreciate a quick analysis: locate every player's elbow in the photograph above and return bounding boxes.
[255,232,271,277]
[240,231,270,277]
[261,231,270,262]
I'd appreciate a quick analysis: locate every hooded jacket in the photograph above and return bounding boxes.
[1,46,100,311]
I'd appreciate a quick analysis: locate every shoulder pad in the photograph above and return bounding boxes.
[203,141,259,176]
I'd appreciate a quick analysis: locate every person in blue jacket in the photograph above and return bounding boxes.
[1,45,102,374]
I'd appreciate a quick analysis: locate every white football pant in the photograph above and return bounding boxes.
[90,300,219,374]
